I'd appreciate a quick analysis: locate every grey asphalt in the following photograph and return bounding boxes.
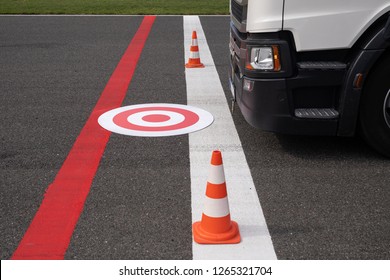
[1,15,390,260]
[66,16,192,260]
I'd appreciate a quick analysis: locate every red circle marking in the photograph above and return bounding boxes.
[113,106,199,131]
[142,114,171,123]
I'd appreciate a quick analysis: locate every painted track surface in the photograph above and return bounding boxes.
[1,16,390,260]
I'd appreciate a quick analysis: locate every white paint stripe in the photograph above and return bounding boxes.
[203,197,230,218]
[185,16,277,260]
[208,165,225,185]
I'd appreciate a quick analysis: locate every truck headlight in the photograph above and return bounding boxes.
[246,46,281,71]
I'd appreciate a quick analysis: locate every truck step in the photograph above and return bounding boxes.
[297,61,347,70]
[295,108,339,119]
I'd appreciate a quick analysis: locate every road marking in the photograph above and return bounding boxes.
[11,16,156,260]
[184,15,277,259]
[98,103,214,137]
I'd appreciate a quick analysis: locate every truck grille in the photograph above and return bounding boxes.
[231,0,244,23]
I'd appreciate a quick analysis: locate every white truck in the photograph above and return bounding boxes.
[229,0,390,157]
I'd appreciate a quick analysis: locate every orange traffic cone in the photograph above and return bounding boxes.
[192,150,241,244]
[185,30,205,68]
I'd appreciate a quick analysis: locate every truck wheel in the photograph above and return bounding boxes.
[359,51,390,157]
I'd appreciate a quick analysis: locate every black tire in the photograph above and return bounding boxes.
[359,51,390,157]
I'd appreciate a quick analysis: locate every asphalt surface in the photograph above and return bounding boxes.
[1,15,390,260]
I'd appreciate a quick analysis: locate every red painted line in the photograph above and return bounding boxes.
[11,16,156,260]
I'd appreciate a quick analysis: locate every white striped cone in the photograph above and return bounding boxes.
[185,30,205,68]
[192,150,240,244]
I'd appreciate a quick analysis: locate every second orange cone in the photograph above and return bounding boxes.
[185,30,205,68]
[192,150,241,244]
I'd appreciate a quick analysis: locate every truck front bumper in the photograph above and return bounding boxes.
[229,23,339,136]
[229,71,339,135]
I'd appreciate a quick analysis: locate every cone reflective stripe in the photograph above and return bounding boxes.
[185,30,205,68]
[192,150,241,244]
[191,30,199,46]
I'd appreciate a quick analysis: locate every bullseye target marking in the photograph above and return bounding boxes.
[98,103,214,137]
[126,110,185,128]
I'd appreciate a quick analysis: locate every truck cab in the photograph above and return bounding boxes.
[229,0,390,157]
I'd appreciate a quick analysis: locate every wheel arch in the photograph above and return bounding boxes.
[337,11,390,137]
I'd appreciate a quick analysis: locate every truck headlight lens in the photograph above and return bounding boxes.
[246,46,281,71]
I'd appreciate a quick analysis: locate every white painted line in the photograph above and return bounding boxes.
[184,15,277,260]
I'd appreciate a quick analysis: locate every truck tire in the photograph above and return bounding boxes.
[359,51,390,157]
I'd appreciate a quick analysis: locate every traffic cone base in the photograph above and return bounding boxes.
[193,220,240,244]
[185,61,205,68]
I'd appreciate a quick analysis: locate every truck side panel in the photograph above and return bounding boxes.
[283,0,390,51]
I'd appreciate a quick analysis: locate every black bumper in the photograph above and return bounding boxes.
[230,73,339,135]
[229,24,341,136]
